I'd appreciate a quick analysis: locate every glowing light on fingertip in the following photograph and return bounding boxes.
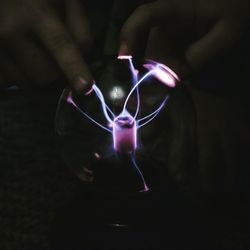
[118,55,133,60]
[84,87,94,96]
[146,59,180,80]
[66,91,74,104]
[159,64,179,81]
[143,64,176,87]
[94,152,101,159]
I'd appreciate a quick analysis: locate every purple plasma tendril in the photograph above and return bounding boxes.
[127,57,140,119]
[132,154,150,192]
[66,56,179,191]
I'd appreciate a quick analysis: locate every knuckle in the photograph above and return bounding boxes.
[52,33,72,50]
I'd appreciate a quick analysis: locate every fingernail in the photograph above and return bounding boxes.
[119,42,130,56]
[74,77,93,95]
[84,84,94,96]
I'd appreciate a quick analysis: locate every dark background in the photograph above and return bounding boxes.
[0,1,250,249]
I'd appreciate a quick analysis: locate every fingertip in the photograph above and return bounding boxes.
[73,77,94,95]
[118,42,131,57]
[84,82,94,96]
[118,3,157,57]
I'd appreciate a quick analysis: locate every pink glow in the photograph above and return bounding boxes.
[142,185,150,192]
[158,63,180,81]
[84,86,94,96]
[94,152,101,159]
[154,67,176,87]
[143,60,179,87]
[113,113,137,153]
[66,91,73,104]
[117,55,133,60]
[143,64,175,87]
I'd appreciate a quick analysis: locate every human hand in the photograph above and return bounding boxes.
[0,0,93,93]
[189,87,250,193]
[118,0,250,78]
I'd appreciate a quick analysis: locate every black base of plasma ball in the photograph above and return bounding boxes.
[50,155,208,250]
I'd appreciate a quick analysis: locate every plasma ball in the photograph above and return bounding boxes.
[67,56,179,192]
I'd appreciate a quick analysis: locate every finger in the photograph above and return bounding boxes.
[119,0,193,56]
[33,12,94,94]
[145,27,191,79]
[119,2,162,56]
[112,0,149,23]
[7,35,60,87]
[66,0,93,52]
[145,27,181,70]
[0,50,29,89]
[185,18,248,70]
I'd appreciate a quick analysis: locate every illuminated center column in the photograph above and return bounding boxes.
[113,113,137,153]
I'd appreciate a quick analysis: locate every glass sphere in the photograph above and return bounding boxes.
[55,56,196,194]
[52,56,199,250]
